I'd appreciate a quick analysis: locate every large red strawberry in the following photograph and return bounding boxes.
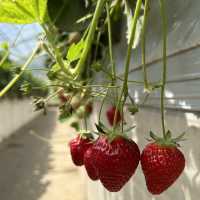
[69,134,93,166]
[92,135,140,192]
[141,135,185,194]
[84,146,99,181]
[106,106,121,126]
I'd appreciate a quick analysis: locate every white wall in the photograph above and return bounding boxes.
[85,105,200,200]
[111,0,200,111]
[0,98,40,143]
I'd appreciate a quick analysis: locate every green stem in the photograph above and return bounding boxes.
[84,117,88,130]
[81,84,121,88]
[42,25,70,76]
[98,87,109,123]
[45,88,63,102]
[113,0,143,130]
[72,0,107,78]
[159,0,167,139]
[106,3,116,84]
[0,51,9,67]
[141,0,149,90]
[94,30,101,60]
[0,44,40,98]
[101,68,145,84]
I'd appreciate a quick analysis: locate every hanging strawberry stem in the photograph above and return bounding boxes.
[141,0,150,92]
[159,0,167,139]
[106,3,116,85]
[148,0,185,146]
[112,0,143,132]
[42,24,71,76]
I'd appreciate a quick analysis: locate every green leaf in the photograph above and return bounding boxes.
[0,0,48,24]
[0,42,9,50]
[67,40,85,62]
[70,122,80,131]
[47,60,70,80]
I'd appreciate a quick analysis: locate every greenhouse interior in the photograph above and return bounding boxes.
[0,0,200,200]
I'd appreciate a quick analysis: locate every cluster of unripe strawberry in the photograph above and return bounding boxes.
[69,106,185,194]
[58,89,93,120]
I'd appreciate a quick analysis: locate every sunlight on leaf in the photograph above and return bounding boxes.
[67,40,85,62]
[0,0,48,24]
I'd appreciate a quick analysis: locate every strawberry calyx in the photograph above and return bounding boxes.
[79,130,94,140]
[149,130,186,147]
[95,122,135,142]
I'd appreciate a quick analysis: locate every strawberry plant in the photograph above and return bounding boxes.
[0,0,187,195]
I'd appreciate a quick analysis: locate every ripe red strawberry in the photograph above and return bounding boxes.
[141,142,185,195]
[84,146,99,181]
[69,135,93,166]
[93,135,140,192]
[106,106,121,126]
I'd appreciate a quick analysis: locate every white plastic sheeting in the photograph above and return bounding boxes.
[113,0,200,111]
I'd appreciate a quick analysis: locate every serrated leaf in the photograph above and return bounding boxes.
[67,40,85,62]
[0,0,48,24]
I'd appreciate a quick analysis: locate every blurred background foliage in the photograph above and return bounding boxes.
[0,47,48,98]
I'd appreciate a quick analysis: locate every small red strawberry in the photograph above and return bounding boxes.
[76,103,93,119]
[69,134,93,166]
[93,135,140,192]
[84,146,99,181]
[106,106,121,126]
[141,131,185,195]
[58,90,70,103]
[85,102,93,115]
